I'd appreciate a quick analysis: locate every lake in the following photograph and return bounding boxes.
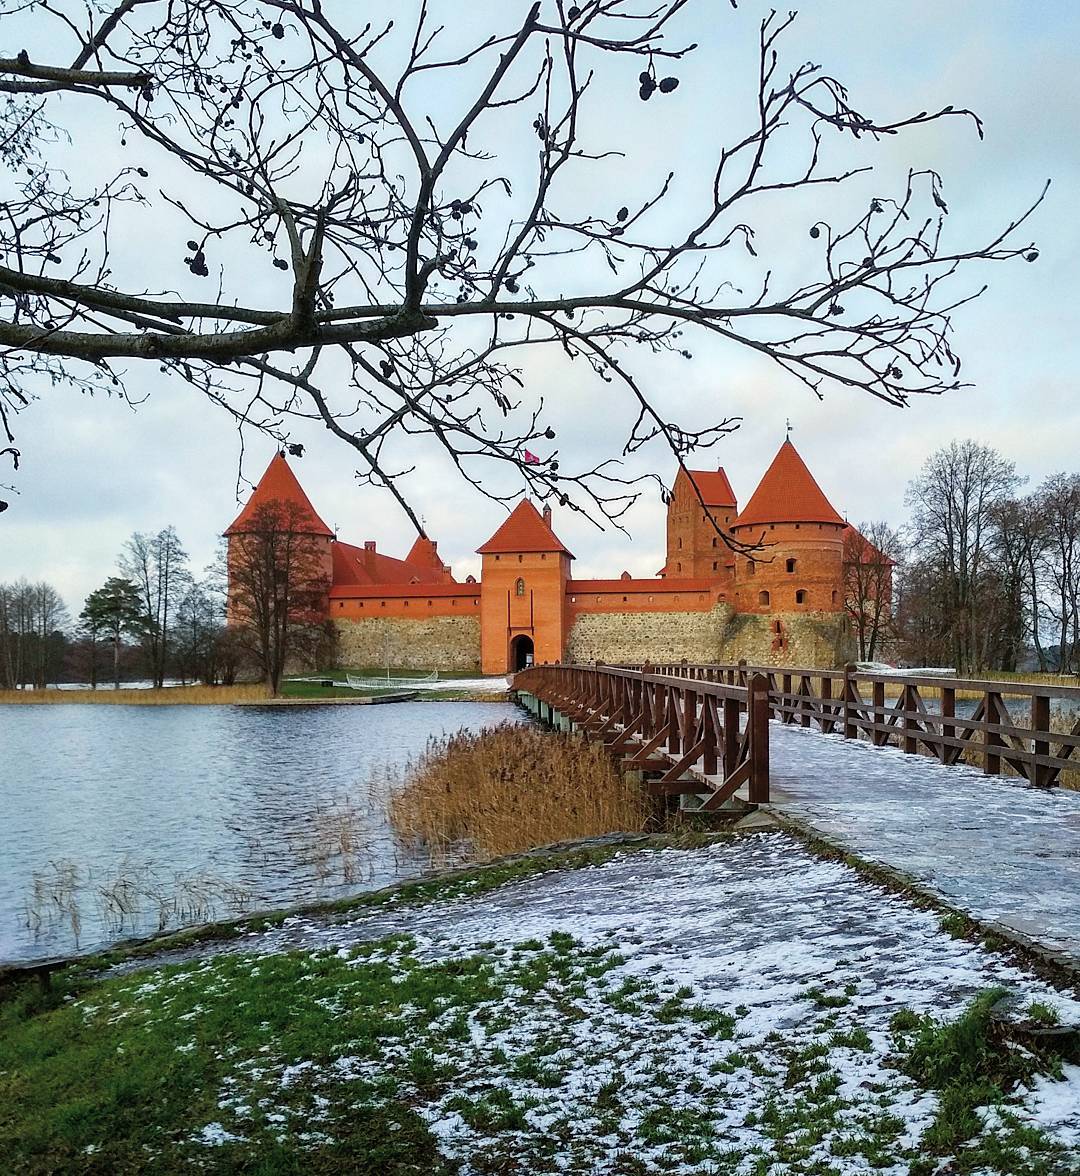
[0,701,519,964]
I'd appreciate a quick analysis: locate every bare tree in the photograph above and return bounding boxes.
[0,578,68,687]
[226,498,330,693]
[120,525,190,687]
[843,521,901,662]
[0,2,1044,533]
[1036,474,1080,674]
[905,440,1021,673]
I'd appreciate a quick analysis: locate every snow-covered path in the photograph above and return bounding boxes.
[769,723,1080,963]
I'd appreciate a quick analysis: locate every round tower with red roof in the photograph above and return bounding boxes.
[729,440,846,618]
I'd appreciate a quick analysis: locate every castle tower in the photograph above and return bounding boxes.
[729,440,846,615]
[665,466,737,579]
[223,451,335,623]
[477,501,573,674]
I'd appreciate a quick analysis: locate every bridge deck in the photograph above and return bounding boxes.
[769,723,1080,966]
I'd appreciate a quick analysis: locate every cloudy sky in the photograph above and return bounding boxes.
[3,0,1078,612]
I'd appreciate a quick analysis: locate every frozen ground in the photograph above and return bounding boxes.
[769,724,1080,964]
[117,835,1080,1173]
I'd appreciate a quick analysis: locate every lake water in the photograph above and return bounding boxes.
[0,701,519,964]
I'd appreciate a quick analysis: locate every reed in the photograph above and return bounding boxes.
[0,683,269,705]
[389,724,649,866]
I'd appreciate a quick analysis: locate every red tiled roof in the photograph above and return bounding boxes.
[224,452,334,538]
[683,467,736,506]
[331,540,454,587]
[477,500,574,557]
[733,440,844,529]
[330,582,477,599]
[569,578,721,593]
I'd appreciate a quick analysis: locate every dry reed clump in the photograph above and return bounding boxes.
[0,684,269,705]
[389,723,649,867]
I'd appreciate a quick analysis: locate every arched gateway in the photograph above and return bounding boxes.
[510,634,535,671]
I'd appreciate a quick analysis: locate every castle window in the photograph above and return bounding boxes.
[678,537,683,549]
[648,595,654,603]
[712,561,718,571]
[495,555,500,561]
[571,595,576,603]
[795,524,801,530]
[380,601,386,608]
[623,596,627,602]
[795,589,808,605]
[774,620,782,634]
[758,590,770,607]
[832,590,838,605]
[428,600,433,606]
[339,602,344,609]
[518,553,523,563]
[746,561,755,576]
[404,600,409,607]
[541,553,547,560]
[786,558,797,574]
[676,561,682,572]
[515,577,525,597]
[712,538,717,547]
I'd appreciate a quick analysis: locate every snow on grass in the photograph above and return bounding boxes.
[106,833,1080,1173]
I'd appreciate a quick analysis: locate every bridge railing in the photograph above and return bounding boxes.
[512,663,771,808]
[641,661,1080,787]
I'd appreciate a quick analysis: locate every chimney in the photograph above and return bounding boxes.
[364,540,376,576]
[543,505,552,527]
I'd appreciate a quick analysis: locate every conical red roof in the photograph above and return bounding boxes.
[733,440,844,528]
[477,500,573,557]
[224,452,334,537]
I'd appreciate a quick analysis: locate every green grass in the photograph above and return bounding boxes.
[893,988,1076,1173]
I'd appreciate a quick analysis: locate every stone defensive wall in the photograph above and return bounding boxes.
[329,571,853,670]
[565,601,853,668]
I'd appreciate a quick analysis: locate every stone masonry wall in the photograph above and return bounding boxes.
[719,611,855,668]
[565,605,733,664]
[564,605,853,669]
[333,616,481,671]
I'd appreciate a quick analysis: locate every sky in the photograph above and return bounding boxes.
[2,0,1079,611]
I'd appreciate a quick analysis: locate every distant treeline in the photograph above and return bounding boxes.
[0,526,244,689]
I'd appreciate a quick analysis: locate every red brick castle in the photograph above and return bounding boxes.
[225,440,862,673]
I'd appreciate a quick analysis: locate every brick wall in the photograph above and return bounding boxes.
[720,610,855,667]
[332,616,481,671]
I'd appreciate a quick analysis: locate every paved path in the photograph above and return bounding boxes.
[769,724,1080,966]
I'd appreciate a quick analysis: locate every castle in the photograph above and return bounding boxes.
[225,439,865,673]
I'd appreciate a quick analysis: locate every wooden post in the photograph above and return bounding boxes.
[941,687,955,763]
[749,673,770,803]
[723,696,739,778]
[902,684,917,755]
[872,680,885,747]
[820,675,833,734]
[842,664,856,739]
[983,690,1001,776]
[1032,692,1050,787]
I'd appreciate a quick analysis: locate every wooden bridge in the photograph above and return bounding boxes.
[513,661,1080,806]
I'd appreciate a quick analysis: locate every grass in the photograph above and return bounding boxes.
[0,683,270,705]
[6,938,1069,1174]
[892,988,1078,1173]
[388,724,651,865]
